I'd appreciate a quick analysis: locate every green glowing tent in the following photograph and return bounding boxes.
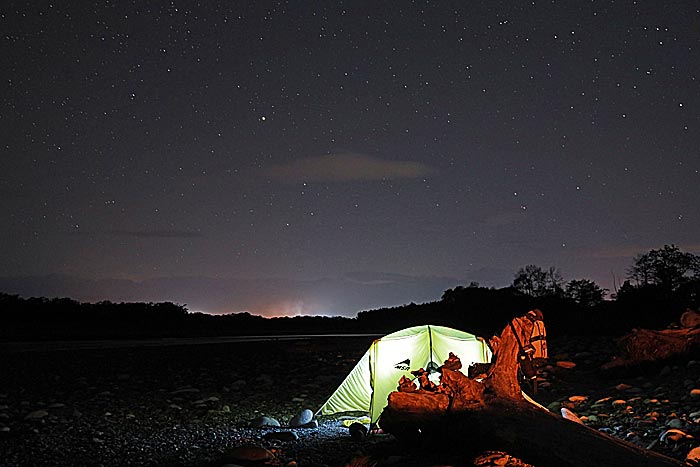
[318,324,493,424]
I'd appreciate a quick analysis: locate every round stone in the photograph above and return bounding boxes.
[289,409,314,427]
[250,416,280,428]
[348,422,368,440]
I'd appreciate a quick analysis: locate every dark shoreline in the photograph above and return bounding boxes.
[0,333,382,353]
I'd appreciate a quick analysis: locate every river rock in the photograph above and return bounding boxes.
[660,429,692,444]
[289,409,314,427]
[666,418,683,429]
[250,416,280,428]
[546,401,562,412]
[687,446,700,462]
[473,450,535,467]
[561,408,583,424]
[25,410,49,420]
[224,445,275,463]
[349,422,368,440]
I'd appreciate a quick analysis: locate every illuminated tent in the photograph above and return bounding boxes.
[318,324,493,424]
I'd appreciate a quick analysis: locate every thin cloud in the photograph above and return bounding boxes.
[262,152,435,183]
[109,229,203,239]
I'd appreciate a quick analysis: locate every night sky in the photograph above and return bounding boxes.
[2,1,699,317]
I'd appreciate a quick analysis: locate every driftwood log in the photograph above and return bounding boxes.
[379,311,683,467]
[604,313,700,368]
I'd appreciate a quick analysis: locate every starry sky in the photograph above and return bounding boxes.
[2,1,699,317]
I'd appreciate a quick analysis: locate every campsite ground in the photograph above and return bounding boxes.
[0,334,699,466]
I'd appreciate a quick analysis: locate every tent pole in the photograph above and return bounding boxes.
[428,325,434,367]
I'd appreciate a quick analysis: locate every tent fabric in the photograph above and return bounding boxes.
[318,324,492,423]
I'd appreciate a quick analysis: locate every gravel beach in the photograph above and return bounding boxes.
[1,334,699,466]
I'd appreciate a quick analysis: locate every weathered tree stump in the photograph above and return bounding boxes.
[379,311,684,467]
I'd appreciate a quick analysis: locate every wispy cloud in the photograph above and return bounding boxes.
[262,152,435,183]
[108,229,202,239]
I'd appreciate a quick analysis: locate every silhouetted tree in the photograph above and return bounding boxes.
[513,265,564,297]
[565,279,607,307]
[627,245,699,292]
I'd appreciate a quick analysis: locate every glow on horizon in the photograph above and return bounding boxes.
[261,300,338,318]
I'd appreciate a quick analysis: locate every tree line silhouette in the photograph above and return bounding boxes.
[1,245,698,341]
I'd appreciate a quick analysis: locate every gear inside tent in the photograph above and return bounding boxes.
[317,324,493,424]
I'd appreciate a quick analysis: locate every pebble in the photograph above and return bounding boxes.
[24,410,49,420]
[348,422,368,440]
[660,429,693,444]
[561,408,583,424]
[687,446,700,462]
[666,418,683,429]
[690,389,700,398]
[289,409,314,428]
[473,450,535,467]
[299,420,318,429]
[556,361,576,369]
[568,395,587,404]
[546,401,562,412]
[250,416,281,428]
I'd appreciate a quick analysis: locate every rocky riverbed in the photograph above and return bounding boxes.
[1,334,699,466]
